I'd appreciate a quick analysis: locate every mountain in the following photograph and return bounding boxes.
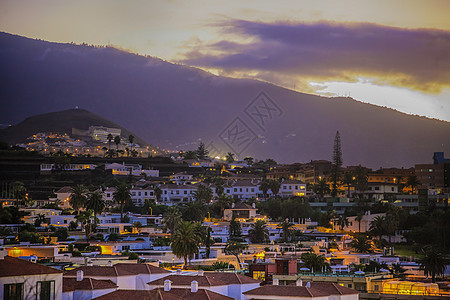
[0,108,157,151]
[0,32,448,168]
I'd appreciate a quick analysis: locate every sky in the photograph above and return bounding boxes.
[1,0,449,121]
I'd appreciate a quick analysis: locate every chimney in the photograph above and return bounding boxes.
[232,203,235,208]
[86,258,93,267]
[306,282,311,288]
[252,203,256,208]
[0,248,8,260]
[296,279,303,286]
[191,280,198,293]
[273,278,279,285]
[198,269,204,276]
[176,268,182,275]
[164,280,172,291]
[107,260,113,267]
[76,270,84,282]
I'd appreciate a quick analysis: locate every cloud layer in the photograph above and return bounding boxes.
[179,20,450,93]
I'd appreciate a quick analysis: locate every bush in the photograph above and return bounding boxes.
[108,233,120,241]
[72,251,82,257]
[52,228,69,241]
[128,252,139,260]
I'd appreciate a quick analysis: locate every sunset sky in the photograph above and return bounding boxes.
[1,0,449,121]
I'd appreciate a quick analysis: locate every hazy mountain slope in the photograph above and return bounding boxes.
[0,32,448,167]
[0,108,157,150]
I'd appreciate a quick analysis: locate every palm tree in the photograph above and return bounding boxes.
[163,206,182,233]
[154,186,162,202]
[369,215,386,241]
[85,191,105,229]
[171,221,200,268]
[224,240,247,266]
[337,215,349,231]
[193,184,213,203]
[355,212,364,233]
[269,179,281,197]
[69,185,88,214]
[12,181,27,207]
[259,179,270,200]
[133,221,143,233]
[248,220,269,243]
[114,135,121,151]
[107,134,113,151]
[406,175,420,194]
[314,178,330,199]
[75,210,94,236]
[229,217,242,240]
[225,152,235,163]
[128,134,135,153]
[301,252,329,272]
[354,166,368,199]
[342,173,355,198]
[278,219,294,243]
[350,235,373,253]
[420,247,446,282]
[113,184,131,222]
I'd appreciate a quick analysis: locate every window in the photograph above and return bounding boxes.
[4,283,24,300]
[37,281,55,300]
[253,271,265,281]
[375,186,380,191]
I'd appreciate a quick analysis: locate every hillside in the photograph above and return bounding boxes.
[0,32,449,167]
[0,108,157,151]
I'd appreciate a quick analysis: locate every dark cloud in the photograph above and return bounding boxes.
[179,20,450,92]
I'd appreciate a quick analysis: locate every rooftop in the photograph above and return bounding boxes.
[63,277,117,292]
[0,256,63,278]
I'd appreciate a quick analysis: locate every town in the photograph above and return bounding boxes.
[0,129,449,300]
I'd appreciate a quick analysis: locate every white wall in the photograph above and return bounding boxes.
[0,273,63,300]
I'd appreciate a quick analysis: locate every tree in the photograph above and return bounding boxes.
[337,214,349,231]
[52,227,69,241]
[269,179,281,197]
[369,215,386,241]
[114,135,121,151]
[194,223,215,259]
[342,172,355,198]
[350,235,373,253]
[171,221,200,268]
[128,134,135,153]
[248,220,269,243]
[163,206,182,233]
[196,142,209,160]
[313,178,330,199]
[278,219,294,243]
[107,134,113,151]
[69,221,78,231]
[355,212,364,233]
[226,152,235,163]
[13,181,27,207]
[69,185,88,214]
[301,252,329,272]
[214,194,233,217]
[183,150,197,159]
[224,240,247,266]
[420,246,446,282]
[34,213,46,227]
[193,184,213,203]
[354,166,368,199]
[133,221,143,233]
[85,191,105,229]
[406,175,421,194]
[75,210,94,236]
[229,218,242,240]
[243,157,254,166]
[331,131,343,197]
[113,184,131,222]
[259,179,270,200]
[154,187,162,202]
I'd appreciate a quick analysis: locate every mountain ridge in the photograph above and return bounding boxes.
[0,31,448,168]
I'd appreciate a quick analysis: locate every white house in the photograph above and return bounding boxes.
[62,274,118,300]
[147,273,228,296]
[170,172,194,185]
[278,180,307,197]
[130,187,156,206]
[0,249,64,300]
[159,184,198,206]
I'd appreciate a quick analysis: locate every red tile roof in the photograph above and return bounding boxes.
[147,275,227,287]
[63,277,117,292]
[309,282,359,295]
[115,263,171,275]
[0,256,63,278]
[158,288,233,300]
[56,186,74,193]
[243,285,330,297]
[64,266,134,277]
[204,272,261,285]
[92,289,181,300]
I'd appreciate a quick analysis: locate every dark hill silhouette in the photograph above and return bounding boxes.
[0,108,158,151]
[0,32,448,167]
